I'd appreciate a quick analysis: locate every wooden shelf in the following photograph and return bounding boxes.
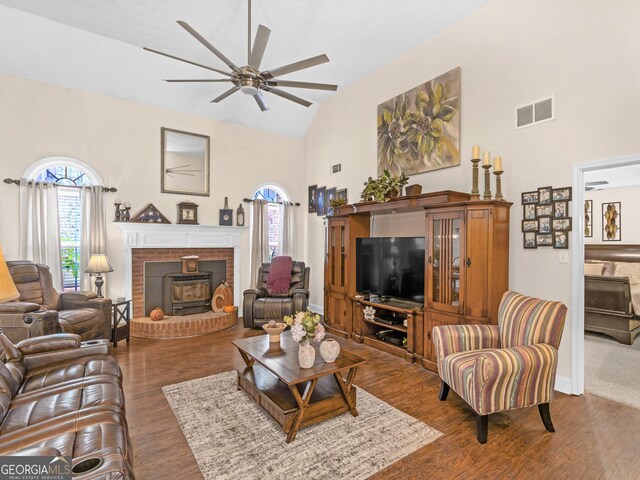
[363,317,407,333]
[355,297,423,314]
[362,334,407,358]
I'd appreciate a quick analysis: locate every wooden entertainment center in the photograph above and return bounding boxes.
[323,190,511,372]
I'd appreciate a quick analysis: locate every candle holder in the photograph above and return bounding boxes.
[471,158,481,201]
[493,170,504,200]
[482,164,492,200]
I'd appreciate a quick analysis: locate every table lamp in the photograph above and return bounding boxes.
[0,244,19,303]
[85,254,113,298]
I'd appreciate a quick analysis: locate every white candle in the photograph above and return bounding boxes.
[483,151,491,166]
[472,145,480,159]
[494,156,502,171]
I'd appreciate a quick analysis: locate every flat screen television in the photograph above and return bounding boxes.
[356,237,425,303]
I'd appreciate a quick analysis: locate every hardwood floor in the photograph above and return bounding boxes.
[113,322,640,480]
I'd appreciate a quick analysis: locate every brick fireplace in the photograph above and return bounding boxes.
[114,223,244,319]
[132,248,233,318]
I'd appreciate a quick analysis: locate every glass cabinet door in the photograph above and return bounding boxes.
[427,211,464,313]
[328,221,346,290]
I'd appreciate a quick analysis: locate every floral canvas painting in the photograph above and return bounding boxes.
[377,67,460,176]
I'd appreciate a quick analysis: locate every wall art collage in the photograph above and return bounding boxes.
[308,185,348,216]
[521,186,572,249]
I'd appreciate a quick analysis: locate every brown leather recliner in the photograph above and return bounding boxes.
[0,332,133,479]
[0,261,111,343]
[243,260,310,328]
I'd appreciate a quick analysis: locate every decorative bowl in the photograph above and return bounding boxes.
[262,322,287,342]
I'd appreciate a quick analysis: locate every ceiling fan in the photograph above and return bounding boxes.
[143,0,338,111]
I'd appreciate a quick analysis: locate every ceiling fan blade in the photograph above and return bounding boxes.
[253,91,269,111]
[143,47,232,77]
[262,54,329,80]
[177,21,241,73]
[248,25,271,69]
[211,86,240,103]
[264,87,312,107]
[165,79,232,83]
[267,80,337,91]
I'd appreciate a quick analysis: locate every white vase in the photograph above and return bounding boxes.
[298,340,316,369]
[319,339,340,363]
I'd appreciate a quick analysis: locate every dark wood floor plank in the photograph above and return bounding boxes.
[112,323,640,480]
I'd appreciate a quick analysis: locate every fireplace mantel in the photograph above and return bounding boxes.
[114,223,246,309]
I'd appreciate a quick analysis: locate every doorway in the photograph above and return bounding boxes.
[572,154,640,403]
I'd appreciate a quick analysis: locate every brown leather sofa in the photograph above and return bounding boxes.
[243,261,310,328]
[0,261,111,343]
[0,331,133,479]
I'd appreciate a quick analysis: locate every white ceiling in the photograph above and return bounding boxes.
[0,0,490,138]
[584,164,640,191]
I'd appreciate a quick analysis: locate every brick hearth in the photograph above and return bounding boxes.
[131,248,234,318]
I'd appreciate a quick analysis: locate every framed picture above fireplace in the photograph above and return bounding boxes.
[161,127,210,197]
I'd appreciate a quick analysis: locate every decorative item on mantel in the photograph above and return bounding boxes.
[405,184,422,196]
[177,201,199,225]
[482,151,493,200]
[219,197,233,226]
[236,203,245,227]
[284,309,326,369]
[113,199,131,222]
[130,203,171,223]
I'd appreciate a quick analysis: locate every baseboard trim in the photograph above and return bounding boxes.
[555,375,572,395]
[309,303,324,315]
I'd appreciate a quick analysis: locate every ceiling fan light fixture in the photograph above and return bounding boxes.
[238,76,260,95]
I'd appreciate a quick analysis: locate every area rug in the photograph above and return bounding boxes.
[162,371,442,480]
[585,332,640,409]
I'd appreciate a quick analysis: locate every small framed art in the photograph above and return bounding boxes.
[308,185,317,214]
[602,202,621,241]
[584,200,593,237]
[553,218,572,231]
[522,191,539,204]
[553,201,569,218]
[537,186,553,205]
[524,232,537,249]
[522,220,539,232]
[316,187,326,216]
[553,231,569,249]
[536,233,553,246]
[552,187,572,202]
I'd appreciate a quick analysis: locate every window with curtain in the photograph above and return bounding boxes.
[253,187,284,261]
[32,165,94,291]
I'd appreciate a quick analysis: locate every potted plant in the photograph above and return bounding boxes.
[360,169,409,203]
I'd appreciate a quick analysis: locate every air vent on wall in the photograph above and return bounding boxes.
[331,163,342,174]
[515,95,555,129]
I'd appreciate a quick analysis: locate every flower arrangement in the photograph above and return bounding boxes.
[360,169,409,203]
[284,309,326,343]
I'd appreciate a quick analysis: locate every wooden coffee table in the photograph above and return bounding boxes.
[232,331,366,442]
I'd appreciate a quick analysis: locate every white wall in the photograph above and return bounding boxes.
[0,73,305,300]
[303,0,640,382]
[585,186,640,244]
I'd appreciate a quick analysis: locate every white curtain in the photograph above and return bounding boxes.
[280,202,296,258]
[250,200,269,287]
[80,185,108,292]
[19,181,63,290]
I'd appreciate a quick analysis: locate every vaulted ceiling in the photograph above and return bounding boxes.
[0,0,490,138]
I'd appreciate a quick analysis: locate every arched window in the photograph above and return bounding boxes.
[253,185,289,260]
[26,158,102,291]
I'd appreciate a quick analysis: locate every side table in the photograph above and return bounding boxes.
[111,299,131,347]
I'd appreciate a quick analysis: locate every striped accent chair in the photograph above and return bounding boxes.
[433,291,567,443]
